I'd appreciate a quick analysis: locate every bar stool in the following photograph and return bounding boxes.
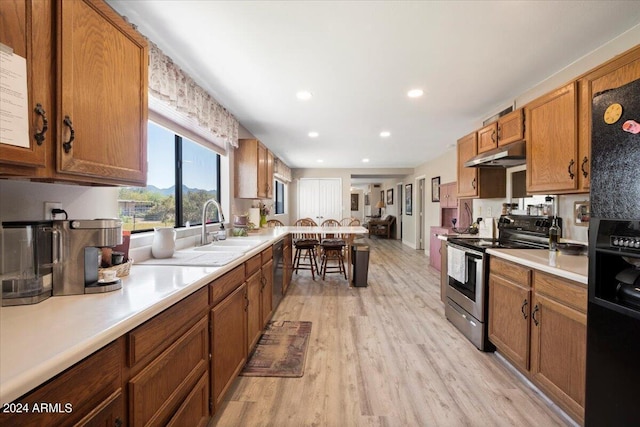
[293,218,319,280]
[319,238,347,280]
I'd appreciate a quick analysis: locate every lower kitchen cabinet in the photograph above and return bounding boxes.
[440,241,448,303]
[0,339,124,427]
[262,258,274,326]
[488,258,532,372]
[128,316,209,426]
[488,257,586,425]
[530,271,587,425]
[210,267,247,412]
[165,372,209,427]
[246,266,263,352]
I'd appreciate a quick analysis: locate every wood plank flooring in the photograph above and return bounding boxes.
[210,238,572,426]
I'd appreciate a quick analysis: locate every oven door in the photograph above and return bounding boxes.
[446,243,485,320]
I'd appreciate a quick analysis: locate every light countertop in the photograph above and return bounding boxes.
[486,249,588,284]
[0,225,367,405]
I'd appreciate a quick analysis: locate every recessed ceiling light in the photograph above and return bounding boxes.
[317,159,324,163]
[308,131,319,138]
[380,131,391,138]
[408,89,424,98]
[362,158,370,163]
[296,90,313,100]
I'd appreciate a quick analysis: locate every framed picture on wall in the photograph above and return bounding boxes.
[351,193,359,211]
[431,176,441,202]
[405,184,413,215]
[386,189,393,205]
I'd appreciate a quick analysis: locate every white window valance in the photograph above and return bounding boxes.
[148,42,239,150]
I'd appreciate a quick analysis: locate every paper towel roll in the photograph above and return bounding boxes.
[249,208,260,227]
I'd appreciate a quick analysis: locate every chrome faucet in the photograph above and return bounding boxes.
[201,198,226,245]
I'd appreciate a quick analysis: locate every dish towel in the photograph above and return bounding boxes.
[447,245,467,284]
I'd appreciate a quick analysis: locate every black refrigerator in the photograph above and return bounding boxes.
[586,77,640,426]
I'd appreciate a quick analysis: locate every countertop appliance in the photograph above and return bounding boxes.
[586,77,640,426]
[445,215,559,351]
[52,219,123,295]
[1,221,55,306]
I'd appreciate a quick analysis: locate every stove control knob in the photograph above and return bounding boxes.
[634,241,640,249]
[624,240,630,247]
[613,238,619,246]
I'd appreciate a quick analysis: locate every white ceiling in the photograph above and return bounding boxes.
[108,0,640,172]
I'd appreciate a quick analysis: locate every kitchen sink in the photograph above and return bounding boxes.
[191,244,251,252]
[213,239,262,247]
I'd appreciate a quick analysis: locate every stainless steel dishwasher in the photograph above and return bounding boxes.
[272,239,284,309]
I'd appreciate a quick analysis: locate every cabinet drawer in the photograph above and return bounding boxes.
[490,257,531,287]
[128,287,208,368]
[262,246,273,263]
[245,254,262,276]
[209,264,244,306]
[129,316,209,427]
[74,389,124,427]
[0,339,123,427]
[534,271,587,313]
[166,372,209,427]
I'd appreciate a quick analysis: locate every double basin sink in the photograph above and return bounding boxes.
[141,239,263,267]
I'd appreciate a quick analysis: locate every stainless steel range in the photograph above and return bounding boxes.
[445,215,560,351]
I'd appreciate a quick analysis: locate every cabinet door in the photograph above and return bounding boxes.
[261,259,274,327]
[488,274,531,372]
[440,241,448,303]
[526,82,578,193]
[497,108,524,146]
[211,282,247,410]
[266,149,274,198]
[166,372,209,427]
[257,142,267,198]
[57,0,147,184]
[74,390,124,427]
[530,293,586,424]
[246,269,262,352]
[578,46,640,192]
[0,0,48,170]
[477,122,498,154]
[429,228,443,271]
[456,132,478,198]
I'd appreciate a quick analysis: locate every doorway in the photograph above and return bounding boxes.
[417,178,425,250]
[397,183,403,239]
[298,178,342,223]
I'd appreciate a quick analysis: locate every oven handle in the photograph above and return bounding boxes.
[447,242,484,258]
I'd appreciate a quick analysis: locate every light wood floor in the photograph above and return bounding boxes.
[210,238,572,426]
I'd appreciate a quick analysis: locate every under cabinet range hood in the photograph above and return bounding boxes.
[464,141,526,168]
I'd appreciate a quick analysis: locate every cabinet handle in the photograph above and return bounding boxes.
[114,418,123,427]
[567,159,575,180]
[34,103,48,146]
[62,116,75,153]
[471,178,476,190]
[532,304,540,326]
[497,125,501,140]
[261,276,267,289]
[581,156,589,178]
[491,130,497,143]
[521,299,528,319]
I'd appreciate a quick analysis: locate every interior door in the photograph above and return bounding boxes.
[298,178,342,223]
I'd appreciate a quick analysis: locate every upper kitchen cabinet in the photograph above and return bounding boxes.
[0,0,148,186]
[577,45,640,192]
[457,132,506,198]
[0,0,49,171]
[525,82,578,194]
[235,138,274,199]
[476,109,525,154]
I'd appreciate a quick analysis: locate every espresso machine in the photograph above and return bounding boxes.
[1,221,55,306]
[52,219,123,295]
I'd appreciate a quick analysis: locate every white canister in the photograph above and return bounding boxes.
[151,227,176,258]
[248,208,261,228]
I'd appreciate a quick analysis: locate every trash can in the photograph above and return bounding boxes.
[351,244,370,287]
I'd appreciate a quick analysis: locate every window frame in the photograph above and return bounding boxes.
[274,179,286,215]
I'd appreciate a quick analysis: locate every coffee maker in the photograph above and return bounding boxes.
[52,219,123,295]
[1,221,55,306]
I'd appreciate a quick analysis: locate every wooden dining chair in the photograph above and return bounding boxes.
[292,218,320,279]
[266,219,284,228]
[319,219,347,279]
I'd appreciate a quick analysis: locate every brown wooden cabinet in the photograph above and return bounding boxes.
[429,227,447,272]
[530,271,587,425]
[488,257,532,372]
[525,82,578,194]
[456,132,506,199]
[261,258,274,327]
[0,0,148,185]
[477,122,498,154]
[0,0,47,171]
[235,138,274,199]
[497,108,525,146]
[0,339,124,427]
[209,266,247,412]
[577,45,640,192]
[283,234,293,295]
[440,240,448,303]
[246,267,263,352]
[488,257,587,425]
